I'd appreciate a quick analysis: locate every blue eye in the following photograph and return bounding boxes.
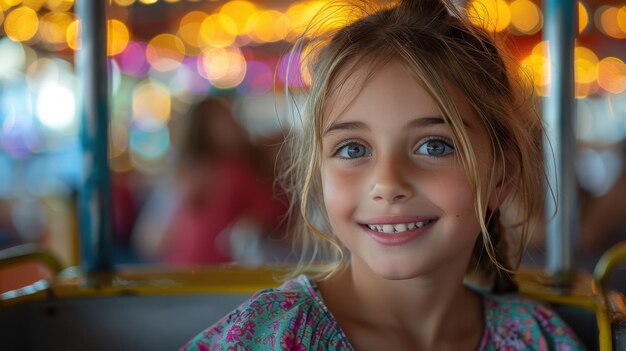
[416,139,454,157]
[335,142,371,159]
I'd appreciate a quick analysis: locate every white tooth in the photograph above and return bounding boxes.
[394,223,407,233]
[376,225,383,232]
[407,222,415,230]
[382,224,394,233]
[416,221,424,228]
[367,225,375,230]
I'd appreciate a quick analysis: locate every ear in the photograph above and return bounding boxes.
[488,165,515,211]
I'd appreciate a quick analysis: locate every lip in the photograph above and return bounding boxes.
[360,218,437,247]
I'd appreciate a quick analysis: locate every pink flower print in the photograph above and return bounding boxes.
[280,296,296,310]
[225,325,243,343]
[240,320,256,341]
[263,320,280,346]
[280,331,306,351]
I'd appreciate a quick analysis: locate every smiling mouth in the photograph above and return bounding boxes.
[364,219,435,234]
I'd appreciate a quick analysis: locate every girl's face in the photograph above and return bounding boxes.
[320,61,496,281]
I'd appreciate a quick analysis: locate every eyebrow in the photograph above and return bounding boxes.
[323,116,447,136]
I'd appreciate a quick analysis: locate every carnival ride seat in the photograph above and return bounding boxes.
[0,243,624,351]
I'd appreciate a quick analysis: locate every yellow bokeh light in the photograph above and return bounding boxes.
[574,46,598,84]
[219,0,257,35]
[138,0,158,4]
[146,33,185,71]
[38,11,74,49]
[286,1,326,38]
[199,13,237,48]
[617,6,626,36]
[199,46,247,89]
[467,0,511,33]
[108,19,130,56]
[2,0,23,8]
[597,57,626,94]
[578,2,588,33]
[65,19,79,50]
[114,0,136,6]
[45,0,73,12]
[178,11,208,48]
[575,82,591,99]
[248,10,288,43]
[4,6,39,42]
[22,0,45,11]
[132,81,172,123]
[509,0,542,34]
[520,54,550,95]
[597,6,626,39]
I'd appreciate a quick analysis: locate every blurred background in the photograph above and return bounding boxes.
[0,0,624,274]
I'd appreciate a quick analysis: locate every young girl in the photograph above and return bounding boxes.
[182,0,584,349]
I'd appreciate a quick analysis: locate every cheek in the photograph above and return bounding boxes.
[426,172,479,220]
[322,165,360,218]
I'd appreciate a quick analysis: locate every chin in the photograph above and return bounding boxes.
[369,261,429,281]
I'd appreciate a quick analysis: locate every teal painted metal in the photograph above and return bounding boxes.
[543,0,577,286]
[76,0,113,273]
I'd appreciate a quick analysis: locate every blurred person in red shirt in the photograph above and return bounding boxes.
[133,96,286,266]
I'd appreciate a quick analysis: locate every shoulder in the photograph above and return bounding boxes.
[482,294,585,350]
[181,276,351,351]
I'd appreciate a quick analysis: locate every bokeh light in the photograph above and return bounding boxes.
[26,57,59,86]
[285,1,325,39]
[278,49,311,88]
[36,81,76,131]
[108,19,130,56]
[618,5,626,36]
[199,13,237,48]
[596,6,626,39]
[509,0,542,35]
[248,10,289,43]
[44,0,73,12]
[117,41,150,77]
[467,0,511,33]
[0,37,26,79]
[237,60,273,96]
[65,19,78,50]
[22,0,45,11]
[178,10,208,50]
[109,119,129,158]
[198,46,247,89]
[4,6,39,42]
[597,57,626,94]
[38,11,74,50]
[574,46,599,85]
[146,33,185,72]
[129,121,170,161]
[578,1,589,33]
[219,0,257,36]
[132,80,172,124]
[113,0,135,6]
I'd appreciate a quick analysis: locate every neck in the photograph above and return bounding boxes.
[318,258,484,348]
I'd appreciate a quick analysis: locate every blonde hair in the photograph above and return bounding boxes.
[279,0,545,292]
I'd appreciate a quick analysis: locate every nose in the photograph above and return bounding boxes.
[370,154,415,204]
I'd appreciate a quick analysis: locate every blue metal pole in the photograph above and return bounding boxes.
[543,0,577,287]
[76,0,113,273]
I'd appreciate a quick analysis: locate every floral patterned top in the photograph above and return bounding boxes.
[181,275,584,350]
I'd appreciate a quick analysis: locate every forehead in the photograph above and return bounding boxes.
[322,61,436,126]
[321,60,478,132]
